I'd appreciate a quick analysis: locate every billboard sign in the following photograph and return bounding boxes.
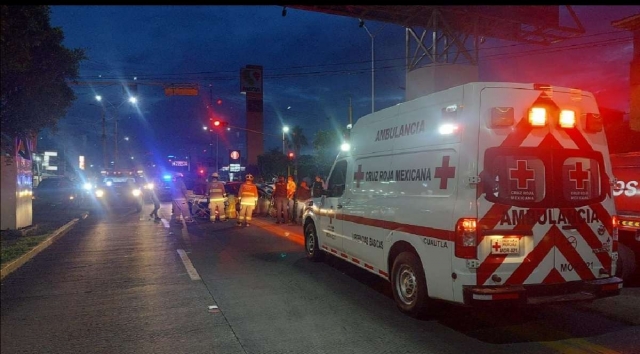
[240,67,263,94]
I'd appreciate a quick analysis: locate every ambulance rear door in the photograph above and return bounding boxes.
[476,85,614,288]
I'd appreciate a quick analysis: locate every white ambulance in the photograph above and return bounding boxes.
[302,82,623,316]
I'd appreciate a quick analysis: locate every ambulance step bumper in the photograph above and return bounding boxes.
[463,277,624,306]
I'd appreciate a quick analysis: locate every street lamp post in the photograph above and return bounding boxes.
[282,125,289,154]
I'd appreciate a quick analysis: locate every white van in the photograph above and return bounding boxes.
[302,82,623,316]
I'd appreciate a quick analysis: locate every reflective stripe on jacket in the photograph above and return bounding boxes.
[208,181,226,201]
[239,183,258,205]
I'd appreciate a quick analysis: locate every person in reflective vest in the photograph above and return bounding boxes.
[237,174,258,227]
[207,172,227,222]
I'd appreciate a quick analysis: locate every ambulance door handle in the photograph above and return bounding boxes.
[336,204,343,209]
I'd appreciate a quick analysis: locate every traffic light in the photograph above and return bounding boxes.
[288,151,295,160]
[211,119,229,128]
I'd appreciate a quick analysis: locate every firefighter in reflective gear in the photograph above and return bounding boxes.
[237,174,258,226]
[207,173,227,222]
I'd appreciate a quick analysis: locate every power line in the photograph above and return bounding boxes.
[71,34,632,86]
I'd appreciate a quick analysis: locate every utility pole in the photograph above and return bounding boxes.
[360,19,386,114]
[114,118,118,170]
[101,107,107,169]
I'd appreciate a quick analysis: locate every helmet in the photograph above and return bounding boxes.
[245,174,254,181]
[211,172,219,179]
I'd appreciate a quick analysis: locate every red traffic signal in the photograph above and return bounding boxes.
[288,152,295,160]
[211,120,228,128]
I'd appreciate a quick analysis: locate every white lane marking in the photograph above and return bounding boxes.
[177,249,201,281]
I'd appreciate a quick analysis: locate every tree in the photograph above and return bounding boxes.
[1,5,86,151]
[312,129,341,176]
[285,125,309,157]
[257,147,288,181]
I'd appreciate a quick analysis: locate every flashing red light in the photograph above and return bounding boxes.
[288,152,295,159]
[217,99,223,105]
[213,120,221,127]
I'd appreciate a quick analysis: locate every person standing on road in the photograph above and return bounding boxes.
[237,174,258,227]
[149,177,161,221]
[294,180,311,225]
[171,173,190,224]
[207,172,227,222]
[272,175,288,224]
[286,175,297,225]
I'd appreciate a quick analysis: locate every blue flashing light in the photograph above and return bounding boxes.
[162,174,172,181]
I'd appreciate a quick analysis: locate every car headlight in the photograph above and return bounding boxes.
[144,183,154,190]
[132,189,142,197]
[83,182,93,190]
[95,189,105,198]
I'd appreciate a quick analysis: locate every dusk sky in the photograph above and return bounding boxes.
[45,5,639,168]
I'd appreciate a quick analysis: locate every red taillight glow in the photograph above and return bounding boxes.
[612,215,619,252]
[455,218,477,259]
[528,107,547,126]
[559,110,576,128]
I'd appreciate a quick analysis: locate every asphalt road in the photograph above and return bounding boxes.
[1,202,638,354]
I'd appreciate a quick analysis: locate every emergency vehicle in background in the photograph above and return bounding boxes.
[611,151,640,284]
[303,81,623,316]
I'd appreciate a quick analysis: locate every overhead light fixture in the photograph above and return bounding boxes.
[282,6,287,17]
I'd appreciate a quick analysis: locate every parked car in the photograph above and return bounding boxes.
[33,177,83,208]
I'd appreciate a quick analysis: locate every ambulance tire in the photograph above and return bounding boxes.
[616,243,637,283]
[391,252,429,317]
[304,222,324,262]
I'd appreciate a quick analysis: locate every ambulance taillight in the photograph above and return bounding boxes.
[558,110,576,128]
[455,218,477,259]
[528,107,547,126]
[612,215,619,252]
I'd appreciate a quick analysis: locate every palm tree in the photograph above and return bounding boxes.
[286,125,308,156]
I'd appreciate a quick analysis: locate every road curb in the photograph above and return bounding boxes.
[1,211,89,281]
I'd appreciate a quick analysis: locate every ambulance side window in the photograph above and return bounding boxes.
[327,160,348,197]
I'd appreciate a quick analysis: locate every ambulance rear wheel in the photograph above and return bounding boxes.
[391,252,429,317]
[304,222,324,262]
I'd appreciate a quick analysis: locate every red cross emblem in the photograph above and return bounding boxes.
[509,160,535,190]
[434,156,456,189]
[492,241,501,252]
[354,164,365,188]
[569,162,590,190]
